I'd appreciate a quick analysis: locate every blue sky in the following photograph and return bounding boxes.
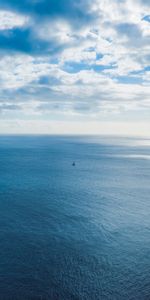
[0,0,150,135]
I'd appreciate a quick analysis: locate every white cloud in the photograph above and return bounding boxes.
[0,55,53,89]
[0,0,150,134]
[0,10,28,30]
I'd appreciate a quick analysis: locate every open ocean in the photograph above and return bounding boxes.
[0,135,150,300]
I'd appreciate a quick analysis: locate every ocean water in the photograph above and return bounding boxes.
[0,135,150,300]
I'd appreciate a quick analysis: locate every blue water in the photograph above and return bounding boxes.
[0,135,150,300]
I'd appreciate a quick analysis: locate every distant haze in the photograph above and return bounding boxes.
[0,120,150,137]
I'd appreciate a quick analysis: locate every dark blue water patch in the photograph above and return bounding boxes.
[0,135,150,299]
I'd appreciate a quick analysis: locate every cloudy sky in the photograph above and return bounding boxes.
[0,0,150,135]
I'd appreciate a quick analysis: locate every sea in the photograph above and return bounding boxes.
[0,135,150,300]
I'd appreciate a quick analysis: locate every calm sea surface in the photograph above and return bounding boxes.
[0,135,150,300]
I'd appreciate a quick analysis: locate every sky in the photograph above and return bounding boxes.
[0,0,150,135]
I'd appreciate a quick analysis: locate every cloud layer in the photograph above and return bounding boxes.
[0,0,150,127]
